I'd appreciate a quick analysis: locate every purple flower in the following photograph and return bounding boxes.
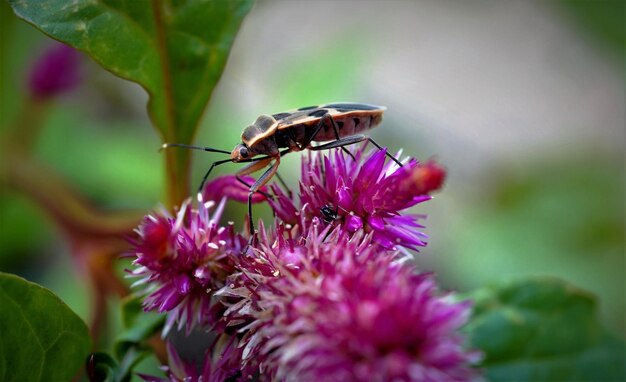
[269,145,446,251]
[28,42,81,99]
[219,220,480,381]
[139,337,246,382]
[128,196,246,335]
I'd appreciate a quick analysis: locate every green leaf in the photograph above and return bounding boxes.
[9,0,254,204]
[9,0,252,143]
[115,346,151,382]
[0,272,91,382]
[114,294,164,359]
[466,277,626,381]
[442,154,625,335]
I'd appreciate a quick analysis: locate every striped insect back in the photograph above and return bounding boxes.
[272,103,385,149]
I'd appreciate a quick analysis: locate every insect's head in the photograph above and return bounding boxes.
[231,143,253,162]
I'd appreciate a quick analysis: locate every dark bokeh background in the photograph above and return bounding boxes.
[1,0,624,341]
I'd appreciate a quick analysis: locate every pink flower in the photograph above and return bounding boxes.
[269,145,446,251]
[128,197,246,335]
[129,142,473,381]
[28,42,81,99]
[219,220,480,381]
[201,175,268,205]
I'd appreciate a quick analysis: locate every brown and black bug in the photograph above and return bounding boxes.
[163,102,402,236]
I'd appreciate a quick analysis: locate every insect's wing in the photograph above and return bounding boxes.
[274,103,385,124]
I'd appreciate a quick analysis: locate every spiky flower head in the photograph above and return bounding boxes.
[219,220,480,381]
[128,195,246,335]
[269,145,446,251]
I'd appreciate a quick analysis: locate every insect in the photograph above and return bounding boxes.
[319,204,341,241]
[320,204,339,224]
[163,102,402,236]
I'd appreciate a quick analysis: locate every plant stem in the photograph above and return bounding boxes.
[164,147,191,208]
[150,0,191,207]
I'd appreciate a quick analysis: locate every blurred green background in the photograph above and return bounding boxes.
[1,0,624,342]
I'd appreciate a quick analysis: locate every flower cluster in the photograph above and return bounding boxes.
[128,198,246,334]
[218,221,480,381]
[269,145,446,250]
[129,145,480,381]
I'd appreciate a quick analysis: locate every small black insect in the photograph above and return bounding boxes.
[320,204,339,224]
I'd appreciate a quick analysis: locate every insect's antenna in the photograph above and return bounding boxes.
[336,204,350,214]
[198,158,234,195]
[160,143,231,155]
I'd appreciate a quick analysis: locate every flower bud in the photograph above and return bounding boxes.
[28,43,81,99]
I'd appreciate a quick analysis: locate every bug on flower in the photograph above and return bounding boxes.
[320,204,339,224]
[163,103,402,235]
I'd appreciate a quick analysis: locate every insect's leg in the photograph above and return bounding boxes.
[297,115,326,149]
[326,114,356,161]
[197,149,292,195]
[198,158,234,195]
[237,156,274,176]
[271,148,294,198]
[309,135,403,167]
[235,156,276,236]
[236,176,273,200]
[302,114,355,160]
[365,137,403,167]
[241,157,281,238]
[308,134,368,151]
[273,171,292,199]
